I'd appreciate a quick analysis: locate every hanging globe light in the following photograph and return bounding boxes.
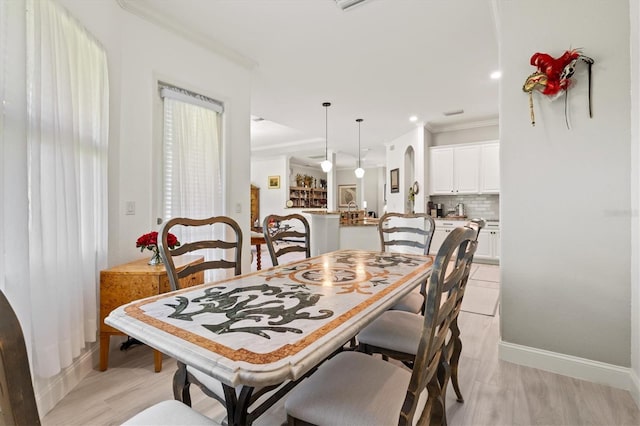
[354,118,365,178]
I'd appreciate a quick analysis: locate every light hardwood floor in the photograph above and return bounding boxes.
[42,259,640,425]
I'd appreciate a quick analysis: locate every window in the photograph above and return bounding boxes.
[160,84,226,280]
[160,84,223,221]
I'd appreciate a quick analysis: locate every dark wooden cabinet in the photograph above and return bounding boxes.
[251,185,260,227]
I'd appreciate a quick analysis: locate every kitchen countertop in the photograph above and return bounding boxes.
[435,217,499,222]
[340,218,379,227]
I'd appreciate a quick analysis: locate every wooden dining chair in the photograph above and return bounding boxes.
[284,226,478,426]
[159,216,243,411]
[0,290,41,426]
[0,290,216,426]
[262,213,310,266]
[159,216,243,291]
[378,212,436,314]
[357,219,485,416]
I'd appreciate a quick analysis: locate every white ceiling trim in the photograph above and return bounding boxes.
[250,138,325,152]
[428,117,499,134]
[116,0,258,70]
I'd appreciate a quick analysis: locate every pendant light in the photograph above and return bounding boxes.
[320,102,333,172]
[354,118,365,178]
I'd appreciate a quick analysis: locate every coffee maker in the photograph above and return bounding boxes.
[436,203,444,218]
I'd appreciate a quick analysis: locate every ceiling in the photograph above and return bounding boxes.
[121,0,500,169]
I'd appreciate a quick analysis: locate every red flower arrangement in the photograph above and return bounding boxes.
[136,231,180,265]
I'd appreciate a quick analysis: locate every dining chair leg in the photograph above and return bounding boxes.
[425,375,446,426]
[450,321,464,402]
[437,356,451,426]
[450,339,463,402]
[173,362,192,406]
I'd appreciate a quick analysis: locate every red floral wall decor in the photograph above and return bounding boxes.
[522,48,594,128]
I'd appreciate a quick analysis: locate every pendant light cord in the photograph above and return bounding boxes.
[356,118,363,167]
[323,102,331,161]
[326,106,328,160]
[358,119,361,167]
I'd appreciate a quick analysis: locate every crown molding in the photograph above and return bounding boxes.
[251,138,324,153]
[116,0,258,70]
[427,116,499,134]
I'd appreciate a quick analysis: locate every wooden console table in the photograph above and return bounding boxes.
[99,255,204,372]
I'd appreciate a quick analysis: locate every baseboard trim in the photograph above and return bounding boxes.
[631,368,640,409]
[499,340,633,391]
[34,343,99,417]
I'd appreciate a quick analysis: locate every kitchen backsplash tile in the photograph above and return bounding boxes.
[429,194,499,220]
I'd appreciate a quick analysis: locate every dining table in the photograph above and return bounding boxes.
[105,249,433,425]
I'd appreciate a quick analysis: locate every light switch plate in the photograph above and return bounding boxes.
[125,201,135,215]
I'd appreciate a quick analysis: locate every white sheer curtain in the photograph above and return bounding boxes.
[1,0,108,378]
[162,94,225,281]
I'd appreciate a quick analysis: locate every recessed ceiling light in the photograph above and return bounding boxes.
[409,115,418,122]
[490,70,502,80]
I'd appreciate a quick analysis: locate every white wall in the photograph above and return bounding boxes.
[631,0,640,406]
[117,11,252,269]
[335,168,359,208]
[41,0,253,415]
[251,156,289,223]
[361,167,381,216]
[62,0,252,268]
[499,0,632,380]
[385,127,425,213]
[431,124,499,146]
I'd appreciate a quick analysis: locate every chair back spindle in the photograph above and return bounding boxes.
[262,214,311,266]
[378,212,436,255]
[159,216,243,290]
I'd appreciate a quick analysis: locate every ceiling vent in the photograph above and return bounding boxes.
[443,109,465,117]
[334,0,371,11]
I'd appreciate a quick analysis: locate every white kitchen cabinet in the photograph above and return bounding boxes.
[429,220,462,255]
[480,142,500,193]
[475,231,492,258]
[454,145,480,193]
[431,220,500,263]
[429,148,454,194]
[429,142,499,195]
[475,222,500,263]
[429,145,479,195]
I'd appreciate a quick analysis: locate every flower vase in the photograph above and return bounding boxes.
[148,249,163,266]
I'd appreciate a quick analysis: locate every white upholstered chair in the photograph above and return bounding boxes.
[284,225,479,426]
[122,400,218,425]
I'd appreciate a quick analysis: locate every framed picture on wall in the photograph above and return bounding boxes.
[338,184,357,207]
[390,168,399,193]
[268,175,280,189]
